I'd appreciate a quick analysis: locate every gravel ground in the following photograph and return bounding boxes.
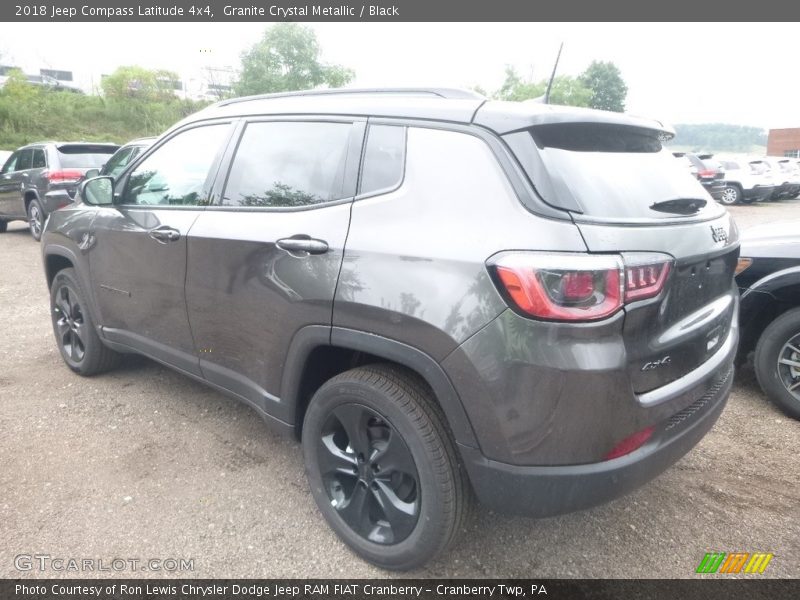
[1,201,799,579]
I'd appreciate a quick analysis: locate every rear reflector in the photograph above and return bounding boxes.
[604,426,655,460]
[491,252,672,322]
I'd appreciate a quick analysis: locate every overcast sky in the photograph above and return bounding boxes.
[0,22,796,129]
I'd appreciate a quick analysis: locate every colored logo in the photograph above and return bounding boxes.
[696,552,774,574]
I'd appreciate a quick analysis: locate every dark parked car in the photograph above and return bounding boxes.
[91,137,156,180]
[736,221,800,419]
[0,141,119,239]
[673,152,726,201]
[42,88,739,570]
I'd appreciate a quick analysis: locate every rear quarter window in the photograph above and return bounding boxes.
[359,125,406,195]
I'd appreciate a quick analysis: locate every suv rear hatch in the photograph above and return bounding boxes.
[52,143,120,196]
[494,113,739,394]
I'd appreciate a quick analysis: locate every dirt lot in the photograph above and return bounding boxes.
[1,200,799,579]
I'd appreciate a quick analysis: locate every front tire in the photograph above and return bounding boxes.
[50,268,120,375]
[754,308,800,420]
[302,364,471,570]
[28,198,44,241]
[719,184,741,206]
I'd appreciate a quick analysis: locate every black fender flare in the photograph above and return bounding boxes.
[280,325,479,449]
[745,265,800,303]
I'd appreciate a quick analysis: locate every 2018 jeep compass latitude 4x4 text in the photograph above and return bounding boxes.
[42,88,739,570]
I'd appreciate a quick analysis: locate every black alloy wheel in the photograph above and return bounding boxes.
[302,364,471,570]
[317,403,420,545]
[755,307,800,420]
[50,268,121,375]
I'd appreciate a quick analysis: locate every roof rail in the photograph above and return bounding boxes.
[215,87,485,107]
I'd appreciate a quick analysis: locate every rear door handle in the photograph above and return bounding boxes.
[276,235,329,255]
[149,226,181,243]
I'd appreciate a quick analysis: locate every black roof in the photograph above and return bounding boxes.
[179,87,674,138]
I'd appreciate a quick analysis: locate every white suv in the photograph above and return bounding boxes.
[761,156,800,199]
[712,154,776,204]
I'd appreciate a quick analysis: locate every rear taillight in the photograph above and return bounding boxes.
[697,169,717,178]
[491,252,672,322]
[604,426,655,460]
[45,170,84,184]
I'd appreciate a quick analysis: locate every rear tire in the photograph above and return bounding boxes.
[50,268,121,376]
[28,198,44,241]
[302,364,471,570]
[754,308,800,420]
[719,185,741,206]
[0,220,7,233]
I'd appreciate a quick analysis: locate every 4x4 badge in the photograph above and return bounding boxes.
[711,225,728,244]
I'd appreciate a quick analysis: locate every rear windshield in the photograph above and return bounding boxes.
[504,123,723,221]
[57,145,118,168]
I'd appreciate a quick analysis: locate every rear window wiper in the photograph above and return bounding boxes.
[649,198,707,215]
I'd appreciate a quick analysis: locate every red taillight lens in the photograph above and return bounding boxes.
[46,170,84,183]
[623,254,672,302]
[604,426,655,460]
[697,169,717,178]
[492,252,672,322]
[494,253,624,321]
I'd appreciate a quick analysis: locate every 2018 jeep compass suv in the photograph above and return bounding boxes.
[41,88,739,570]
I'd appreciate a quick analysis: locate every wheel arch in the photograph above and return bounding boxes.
[281,326,479,449]
[24,189,40,209]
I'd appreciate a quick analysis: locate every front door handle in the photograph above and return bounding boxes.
[276,235,329,255]
[149,226,181,244]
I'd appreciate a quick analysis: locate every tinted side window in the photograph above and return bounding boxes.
[360,125,406,195]
[222,121,352,208]
[101,147,134,177]
[17,149,33,170]
[32,149,46,169]
[1,152,19,173]
[123,125,229,206]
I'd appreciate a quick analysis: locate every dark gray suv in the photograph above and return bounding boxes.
[41,88,740,570]
[0,141,119,240]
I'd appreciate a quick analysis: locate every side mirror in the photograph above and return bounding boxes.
[85,168,100,179]
[80,176,114,206]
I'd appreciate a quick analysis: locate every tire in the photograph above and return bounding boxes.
[50,268,121,376]
[754,307,800,420]
[719,184,741,206]
[27,198,44,241]
[0,220,7,233]
[302,364,471,570]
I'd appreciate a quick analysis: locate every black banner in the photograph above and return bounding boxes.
[1,0,799,22]
[3,580,800,600]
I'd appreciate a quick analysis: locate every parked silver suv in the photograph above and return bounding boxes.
[42,88,739,570]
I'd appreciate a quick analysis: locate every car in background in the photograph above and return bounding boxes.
[761,156,800,200]
[0,141,119,239]
[672,152,725,201]
[90,137,156,180]
[736,221,800,420]
[712,155,775,205]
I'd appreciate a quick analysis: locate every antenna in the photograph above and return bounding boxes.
[543,42,564,105]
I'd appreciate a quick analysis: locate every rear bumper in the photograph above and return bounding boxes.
[461,362,733,517]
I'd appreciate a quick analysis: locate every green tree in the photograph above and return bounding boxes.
[496,66,592,107]
[235,24,354,96]
[579,61,627,112]
[101,66,182,102]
